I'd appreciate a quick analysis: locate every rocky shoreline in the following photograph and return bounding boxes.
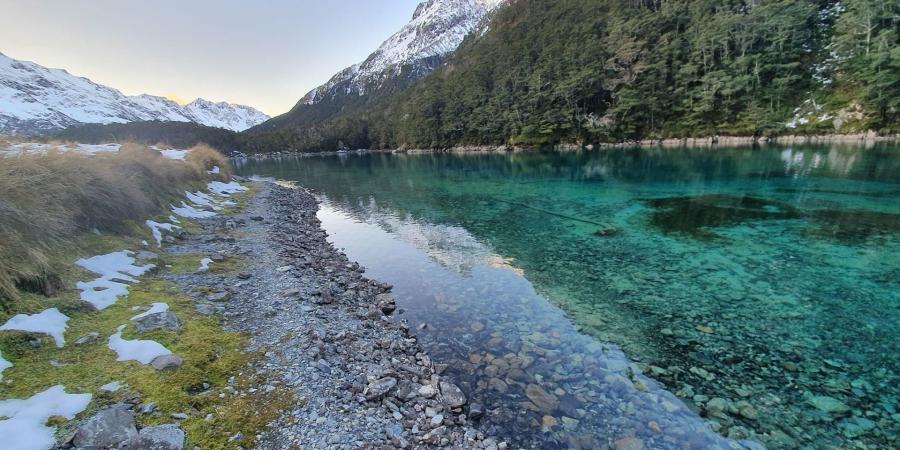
[163,182,504,449]
[230,132,900,159]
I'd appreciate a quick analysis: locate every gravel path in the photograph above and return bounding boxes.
[164,182,505,449]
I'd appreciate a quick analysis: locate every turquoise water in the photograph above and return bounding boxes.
[236,145,900,449]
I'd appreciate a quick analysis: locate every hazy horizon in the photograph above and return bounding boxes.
[0,0,422,116]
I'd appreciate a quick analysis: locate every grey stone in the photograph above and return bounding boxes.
[365,377,397,400]
[133,312,181,333]
[133,424,185,450]
[809,395,850,414]
[207,292,231,302]
[151,354,183,371]
[440,382,467,408]
[73,408,138,448]
[74,332,101,345]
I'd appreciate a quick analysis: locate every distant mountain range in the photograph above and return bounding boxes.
[0,52,269,134]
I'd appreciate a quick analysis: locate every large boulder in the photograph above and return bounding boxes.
[73,407,138,448]
[133,312,181,333]
[131,424,185,450]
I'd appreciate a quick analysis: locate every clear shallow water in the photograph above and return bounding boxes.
[236,145,900,449]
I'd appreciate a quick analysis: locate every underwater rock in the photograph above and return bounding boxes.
[808,396,850,414]
[525,384,559,413]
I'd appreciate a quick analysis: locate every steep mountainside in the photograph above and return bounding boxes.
[0,52,269,134]
[246,0,504,142]
[243,0,898,153]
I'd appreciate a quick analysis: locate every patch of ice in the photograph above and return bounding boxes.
[108,325,172,364]
[199,258,213,272]
[146,220,181,246]
[207,181,247,196]
[100,381,123,392]
[0,385,92,450]
[171,202,216,219]
[168,215,181,224]
[208,165,221,174]
[0,350,12,380]
[75,251,154,310]
[130,303,169,321]
[0,308,70,347]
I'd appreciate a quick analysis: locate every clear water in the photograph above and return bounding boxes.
[236,145,900,449]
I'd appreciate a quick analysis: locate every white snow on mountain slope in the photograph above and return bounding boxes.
[0,52,269,134]
[301,0,505,105]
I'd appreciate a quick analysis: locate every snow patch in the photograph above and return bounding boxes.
[108,325,172,364]
[146,220,181,246]
[208,165,221,174]
[0,385,92,450]
[0,308,70,347]
[207,181,247,196]
[158,148,188,160]
[199,258,213,272]
[130,303,169,321]
[171,202,216,219]
[100,381,123,392]
[75,251,154,310]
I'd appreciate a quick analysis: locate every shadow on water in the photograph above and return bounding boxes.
[237,143,900,450]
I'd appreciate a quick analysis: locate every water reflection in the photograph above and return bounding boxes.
[320,202,759,449]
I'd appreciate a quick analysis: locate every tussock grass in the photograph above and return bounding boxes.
[0,143,229,305]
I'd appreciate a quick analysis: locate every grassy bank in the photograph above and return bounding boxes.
[0,143,288,448]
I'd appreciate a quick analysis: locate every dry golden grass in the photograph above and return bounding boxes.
[0,142,231,304]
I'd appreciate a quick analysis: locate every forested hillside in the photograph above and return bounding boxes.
[244,0,899,152]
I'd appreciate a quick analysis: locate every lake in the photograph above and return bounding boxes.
[236,144,899,449]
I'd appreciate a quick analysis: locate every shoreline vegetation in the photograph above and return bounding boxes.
[0,141,503,449]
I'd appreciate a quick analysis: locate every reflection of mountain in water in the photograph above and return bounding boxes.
[323,196,517,275]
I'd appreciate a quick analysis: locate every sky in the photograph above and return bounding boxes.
[0,0,422,116]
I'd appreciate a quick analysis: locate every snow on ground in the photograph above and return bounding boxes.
[1,142,121,157]
[131,303,169,321]
[146,220,181,246]
[157,148,188,160]
[108,325,172,364]
[0,385,92,450]
[0,350,11,380]
[199,258,213,272]
[186,191,223,210]
[208,181,248,196]
[75,251,154,310]
[171,202,217,219]
[0,308,70,347]
[208,165,221,174]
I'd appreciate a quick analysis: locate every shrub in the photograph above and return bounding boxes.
[0,143,229,304]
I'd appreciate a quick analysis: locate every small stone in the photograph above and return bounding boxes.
[136,424,185,450]
[470,321,485,332]
[365,377,398,400]
[695,325,714,334]
[647,420,662,433]
[74,408,138,448]
[526,384,559,413]
[133,311,181,333]
[139,402,158,414]
[430,414,444,427]
[282,288,301,297]
[275,265,293,273]
[614,437,644,450]
[74,332,101,345]
[440,382,467,408]
[207,292,231,302]
[808,396,850,414]
[151,355,183,371]
[468,403,484,420]
[541,415,558,429]
[250,216,264,221]
[237,272,252,280]
[171,412,189,420]
[418,384,437,398]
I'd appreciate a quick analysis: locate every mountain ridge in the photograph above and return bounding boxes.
[0,52,269,134]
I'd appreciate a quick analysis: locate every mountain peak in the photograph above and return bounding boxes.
[299,0,504,106]
[0,53,269,134]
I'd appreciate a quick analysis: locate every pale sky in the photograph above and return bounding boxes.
[0,0,422,116]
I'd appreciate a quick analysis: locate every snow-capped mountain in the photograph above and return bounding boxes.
[300,0,505,105]
[0,52,269,134]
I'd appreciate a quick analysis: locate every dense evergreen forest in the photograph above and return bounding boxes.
[201,1,900,152]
